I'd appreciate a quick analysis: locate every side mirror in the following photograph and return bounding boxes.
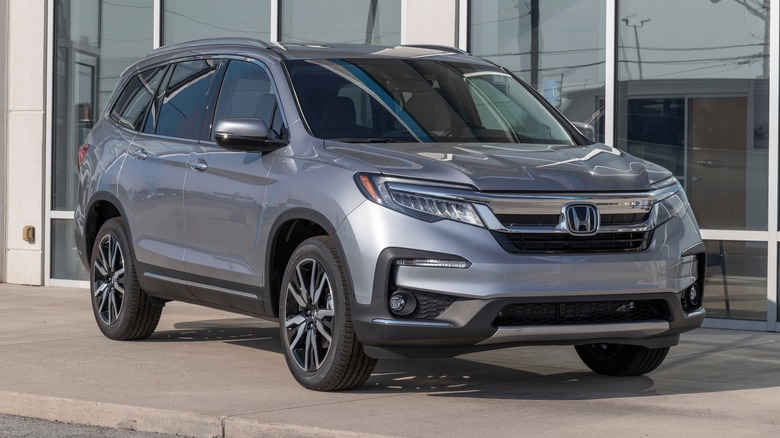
[214,118,285,152]
[571,122,596,142]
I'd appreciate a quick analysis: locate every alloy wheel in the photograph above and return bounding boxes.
[283,257,335,372]
[92,234,126,325]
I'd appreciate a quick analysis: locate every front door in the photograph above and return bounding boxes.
[182,59,285,309]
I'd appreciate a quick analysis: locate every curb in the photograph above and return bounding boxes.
[0,391,397,438]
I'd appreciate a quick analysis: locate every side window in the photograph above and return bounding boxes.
[212,60,284,140]
[156,59,221,139]
[110,67,166,131]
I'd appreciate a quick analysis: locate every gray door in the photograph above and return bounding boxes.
[120,136,191,274]
[181,59,284,306]
[182,147,277,305]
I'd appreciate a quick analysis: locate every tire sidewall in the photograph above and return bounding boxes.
[279,237,350,390]
[89,217,138,340]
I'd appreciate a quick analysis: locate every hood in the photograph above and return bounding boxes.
[325,141,673,192]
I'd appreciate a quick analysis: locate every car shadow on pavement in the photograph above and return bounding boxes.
[143,318,780,400]
[147,318,284,354]
[361,360,661,400]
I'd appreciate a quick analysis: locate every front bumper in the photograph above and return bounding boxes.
[340,202,705,359]
[354,290,704,359]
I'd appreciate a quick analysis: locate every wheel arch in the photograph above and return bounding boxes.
[83,193,131,265]
[265,208,354,317]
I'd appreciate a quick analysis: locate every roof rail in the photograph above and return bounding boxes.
[402,44,469,55]
[147,38,272,57]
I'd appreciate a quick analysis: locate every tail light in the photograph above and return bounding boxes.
[77,143,90,170]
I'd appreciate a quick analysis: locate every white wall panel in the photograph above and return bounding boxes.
[402,0,457,46]
[6,0,46,285]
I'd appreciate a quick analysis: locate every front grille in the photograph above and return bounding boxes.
[493,230,652,254]
[493,300,671,327]
[494,213,650,228]
[496,214,559,227]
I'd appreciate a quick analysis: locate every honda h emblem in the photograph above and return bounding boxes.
[565,204,599,236]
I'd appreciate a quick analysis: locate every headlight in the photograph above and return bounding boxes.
[651,183,688,227]
[355,174,485,227]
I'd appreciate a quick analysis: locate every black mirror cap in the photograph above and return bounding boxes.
[214,118,286,152]
[571,121,596,142]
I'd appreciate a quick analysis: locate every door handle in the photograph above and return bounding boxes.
[188,159,208,172]
[130,149,148,160]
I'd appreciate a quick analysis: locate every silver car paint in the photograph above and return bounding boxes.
[337,197,700,305]
[75,41,705,355]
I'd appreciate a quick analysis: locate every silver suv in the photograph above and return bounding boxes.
[75,39,705,391]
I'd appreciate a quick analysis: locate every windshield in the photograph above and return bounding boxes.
[286,58,576,145]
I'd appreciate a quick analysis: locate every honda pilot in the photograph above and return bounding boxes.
[75,39,705,391]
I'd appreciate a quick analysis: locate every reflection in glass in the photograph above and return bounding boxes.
[163,0,270,45]
[617,0,769,231]
[704,240,766,321]
[470,0,606,141]
[51,219,88,281]
[281,0,401,44]
[53,0,153,279]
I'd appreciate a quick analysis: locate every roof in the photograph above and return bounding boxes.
[125,38,490,79]
[143,37,475,62]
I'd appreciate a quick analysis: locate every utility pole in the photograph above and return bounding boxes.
[530,0,539,89]
[365,0,378,44]
[622,16,650,79]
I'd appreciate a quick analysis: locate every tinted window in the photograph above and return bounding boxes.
[212,60,284,140]
[110,67,166,131]
[156,59,221,139]
[287,58,575,144]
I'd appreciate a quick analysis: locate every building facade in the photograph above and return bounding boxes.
[2,0,778,332]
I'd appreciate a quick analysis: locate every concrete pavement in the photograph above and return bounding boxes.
[1,283,779,437]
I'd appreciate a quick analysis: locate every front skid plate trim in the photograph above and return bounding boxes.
[371,318,452,328]
[477,321,670,345]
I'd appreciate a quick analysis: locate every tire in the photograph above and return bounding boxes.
[90,217,162,340]
[575,343,670,376]
[279,236,377,391]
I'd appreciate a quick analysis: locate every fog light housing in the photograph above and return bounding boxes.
[688,283,701,307]
[389,290,417,316]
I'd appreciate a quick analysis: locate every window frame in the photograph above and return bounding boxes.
[152,57,226,140]
[108,65,168,132]
[206,57,289,144]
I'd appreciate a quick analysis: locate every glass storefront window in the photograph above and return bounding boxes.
[281,0,401,44]
[470,0,607,142]
[162,0,270,45]
[704,240,767,321]
[52,219,88,281]
[53,0,153,280]
[617,0,770,231]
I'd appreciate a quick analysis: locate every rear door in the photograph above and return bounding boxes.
[119,58,224,299]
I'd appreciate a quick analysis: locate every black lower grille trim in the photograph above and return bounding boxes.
[493,299,672,327]
[492,230,653,254]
